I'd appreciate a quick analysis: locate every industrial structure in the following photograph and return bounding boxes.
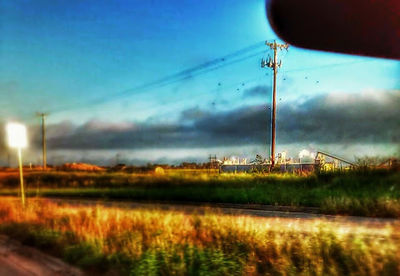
[378,158,399,170]
[314,151,356,171]
[219,150,356,173]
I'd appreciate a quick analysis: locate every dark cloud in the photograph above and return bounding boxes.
[11,90,399,150]
[277,91,400,144]
[180,106,210,121]
[241,85,272,98]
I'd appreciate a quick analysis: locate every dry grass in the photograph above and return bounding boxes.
[0,197,399,275]
[1,170,399,218]
[0,170,400,218]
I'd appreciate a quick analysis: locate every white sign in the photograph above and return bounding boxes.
[6,122,27,149]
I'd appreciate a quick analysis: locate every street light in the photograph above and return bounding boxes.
[6,122,27,206]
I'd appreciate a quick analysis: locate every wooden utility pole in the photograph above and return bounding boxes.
[261,41,288,167]
[36,113,48,170]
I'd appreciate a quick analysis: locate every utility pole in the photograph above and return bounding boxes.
[36,112,48,170]
[261,41,288,167]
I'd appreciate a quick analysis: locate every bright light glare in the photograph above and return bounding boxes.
[298,149,310,159]
[6,122,27,148]
[299,149,316,160]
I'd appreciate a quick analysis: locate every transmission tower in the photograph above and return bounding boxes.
[261,41,289,167]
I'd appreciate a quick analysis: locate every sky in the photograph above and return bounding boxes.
[0,0,399,165]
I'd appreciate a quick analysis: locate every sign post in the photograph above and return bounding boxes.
[6,123,28,206]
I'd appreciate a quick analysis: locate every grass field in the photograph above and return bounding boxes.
[0,169,399,218]
[0,197,398,275]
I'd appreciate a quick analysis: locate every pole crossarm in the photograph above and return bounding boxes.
[261,41,289,71]
[266,41,289,50]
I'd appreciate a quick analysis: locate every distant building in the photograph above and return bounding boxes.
[219,150,359,174]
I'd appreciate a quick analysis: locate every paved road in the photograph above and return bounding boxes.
[0,235,84,276]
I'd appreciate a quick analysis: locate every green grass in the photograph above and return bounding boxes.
[0,169,399,217]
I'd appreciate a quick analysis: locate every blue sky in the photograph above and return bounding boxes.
[1,0,399,164]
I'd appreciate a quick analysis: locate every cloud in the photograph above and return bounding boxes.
[180,106,210,121]
[16,89,399,150]
[241,85,271,98]
[276,90,400,144]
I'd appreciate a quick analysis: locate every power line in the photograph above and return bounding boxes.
[159,59,374,114]
[142,74,267,117]
[66,72,266,123]
[51,69,267,125]
[49,41,267,114]
[99,50,265,104]
[285,60,372,73]
[47,43,375,120]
